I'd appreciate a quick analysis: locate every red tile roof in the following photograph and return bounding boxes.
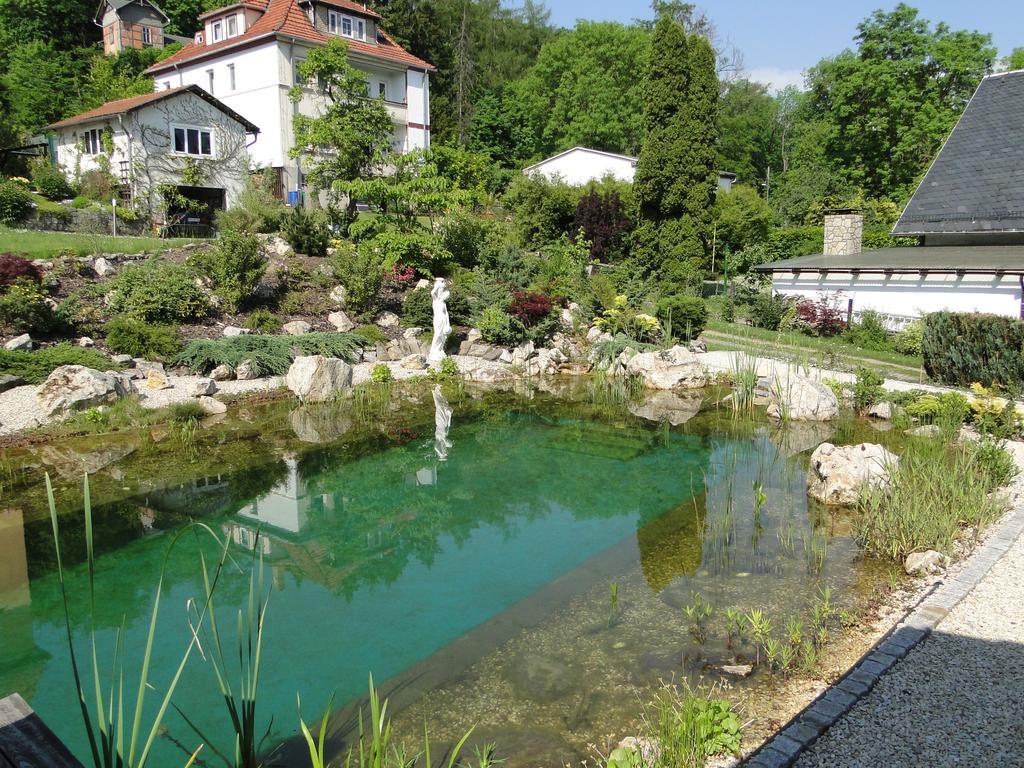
[147,0,432,74]
[45,84,261,132]
[315,0,380,20]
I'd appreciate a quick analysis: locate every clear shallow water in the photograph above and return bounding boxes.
[0,384,895,766]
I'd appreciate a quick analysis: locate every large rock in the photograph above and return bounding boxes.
[196,396,226,415]
[767,374,839,422]
[375,311,400,329]
[904,549,949,575]
[92,257,116,277]
[807,442,898,505]
[0,374,24,393]
[234,359,258,380]
[261,235,294,258]
[37,366,130,416]
[285,355,353,402]
[223,326,250,337]
[188,377,217,396]
[282,320,312,336]
[625,345,707,390]
[457,356,513,383]
[327,310,356,332]
[328,285,347,307]
[210,364,234,381]
[4,334,32,351]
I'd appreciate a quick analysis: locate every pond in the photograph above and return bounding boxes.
[0,380,899,766]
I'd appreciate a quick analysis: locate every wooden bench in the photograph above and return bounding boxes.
[0,693,83,767]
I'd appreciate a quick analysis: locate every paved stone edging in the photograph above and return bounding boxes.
[742,502,1024,768]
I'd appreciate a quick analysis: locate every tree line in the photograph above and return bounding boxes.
[1,0,1020,227]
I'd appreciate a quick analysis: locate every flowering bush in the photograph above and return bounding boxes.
[383,264,416,289]
[593,295,661,342]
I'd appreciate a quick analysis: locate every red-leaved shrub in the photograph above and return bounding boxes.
[0,253,42,287]
[509,290,554,327]
[794,294,846,337]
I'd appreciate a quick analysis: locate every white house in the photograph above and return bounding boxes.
[144,0,433,202]
[46,85,259,225]
[756,70,1024,325]
[523,146,737,191]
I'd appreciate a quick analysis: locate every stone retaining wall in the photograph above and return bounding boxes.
[19,208,150,237]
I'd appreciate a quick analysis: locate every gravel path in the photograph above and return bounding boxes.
[794,528,1024,767]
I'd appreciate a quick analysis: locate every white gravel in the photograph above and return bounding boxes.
[795,525,1024,767]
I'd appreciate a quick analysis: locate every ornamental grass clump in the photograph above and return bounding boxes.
[856,438,1012,561]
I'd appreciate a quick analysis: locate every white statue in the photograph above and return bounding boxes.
[432,385,453,461]
[427,277,451,364]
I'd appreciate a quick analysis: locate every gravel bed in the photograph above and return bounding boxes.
[794,527,1024,767]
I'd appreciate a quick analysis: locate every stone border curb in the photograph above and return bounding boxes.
[741,502,1024,768]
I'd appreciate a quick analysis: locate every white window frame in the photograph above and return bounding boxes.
[328,11,364,40]
[83,128,101,155]
[212,21,222,41]
[207,68,214,93]
[171,124,215,157]
[226,14,237,37]
[228,63,236,90]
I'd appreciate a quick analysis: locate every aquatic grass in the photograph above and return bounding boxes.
[175,333,365,377]
[45,473,229,768]
[638,683,741,768]
[856,438,1010,561]
[177,539,271,768]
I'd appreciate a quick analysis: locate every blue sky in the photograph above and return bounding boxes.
[544,1,1024,91]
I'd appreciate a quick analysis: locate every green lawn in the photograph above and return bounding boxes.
[704,319,928,383]
[0,226,201,259]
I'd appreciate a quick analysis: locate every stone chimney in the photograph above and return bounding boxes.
[823,209,864,256]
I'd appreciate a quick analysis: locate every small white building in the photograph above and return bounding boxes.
[523,146,737,191]
[144,0,434,202]
[757,70,1024,325]
[47,85,259,224]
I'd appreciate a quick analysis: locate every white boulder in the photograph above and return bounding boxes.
[767,374,839,422]
[223,326,250,337]
[625,345,707,390]
[328,285,347,306]
[285,355,353,402]
[262,235,294,258]
[327,311,356,332]
[4,334,32,351]
[282,320,312,336]
[234,359,258,380]
[807,442,898,505]
[188,377,217,396]
[37,365,130,416]
[375,311,400,328]
[197,396,227,415]
[92,257,116,277]
[210,364,234,381]
[904,549,950,575]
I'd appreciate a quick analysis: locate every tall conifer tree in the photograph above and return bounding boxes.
[633,12,719,291]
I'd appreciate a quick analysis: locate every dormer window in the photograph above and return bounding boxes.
[212,20,222,41]
[226,15,237,37]
[328,11,364,41]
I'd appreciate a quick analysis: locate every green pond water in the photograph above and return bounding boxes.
[0,382,897,766]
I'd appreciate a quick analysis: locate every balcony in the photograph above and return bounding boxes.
[384,100,407,125]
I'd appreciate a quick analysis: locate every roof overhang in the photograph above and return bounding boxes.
[754,245,1024,276]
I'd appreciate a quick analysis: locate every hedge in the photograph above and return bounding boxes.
[922,311,1024,387]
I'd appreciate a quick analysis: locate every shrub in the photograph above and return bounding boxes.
[657,295,707,342]
[195,230,267,311]
[844,310,893,351]
[477,305,523,346]
[402,287,432,328]
[77,169,117,202]
[351,324,388,345]
[793,294,846,337]
[370,363,393,383]
[330,244,384,316]
[503,173,580,248]
[439,209,488,267]
[0,278,56,334]
[368,231,453,277]
[893,319,924,357]
[0,253,42,287]
[852,366,884,414]
[593,295,660,343]
[244,308,281,334]
[32,166,75,201]
[857,439,1007,561]
[215,171,284,233]
[104,318,181,361]
[107,260,209,323]
[0,179,33,224]
[0,342,114,383]
[281,207,330,256]
[175,332,364,376]
[573,188,632,263]
[71,195,92,209]
[509,289,558,343]
[533,234,588,300]
[748,291,790,330]
[922,312,1024,387]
